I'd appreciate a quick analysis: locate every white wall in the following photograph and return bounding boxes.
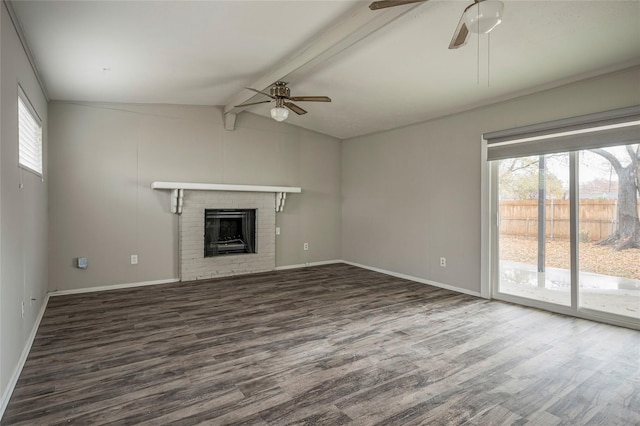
[0,3,48,413]
[342,66,640,294]
[47,103,342,291]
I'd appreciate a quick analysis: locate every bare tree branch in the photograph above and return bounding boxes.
[508,161,538,173]
[629,145,640,197]
[628,145,640,168]
[626,144,636,161]
[499,158,539,179]
[590,148,623,173]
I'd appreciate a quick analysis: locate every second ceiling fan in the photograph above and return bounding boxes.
[369,0,504,49]
[236,81,331,122]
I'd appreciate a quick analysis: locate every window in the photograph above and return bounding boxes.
[18,86,43,176]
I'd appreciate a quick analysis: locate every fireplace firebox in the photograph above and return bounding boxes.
[204,209,256,257]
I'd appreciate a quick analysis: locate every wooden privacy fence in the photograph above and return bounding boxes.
[499,199,640,242]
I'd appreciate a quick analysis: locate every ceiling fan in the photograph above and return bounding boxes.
[368,0,504,49]
[235,81,331,122]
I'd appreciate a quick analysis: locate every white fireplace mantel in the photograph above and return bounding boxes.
[151,181,302,214]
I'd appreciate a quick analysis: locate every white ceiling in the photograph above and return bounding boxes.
[10,0,640,139]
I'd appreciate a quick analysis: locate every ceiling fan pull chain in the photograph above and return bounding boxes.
[477,1,480,85]
[488,32,491,87]
[476,23,480,85]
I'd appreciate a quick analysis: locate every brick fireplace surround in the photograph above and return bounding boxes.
[179,190,276,281]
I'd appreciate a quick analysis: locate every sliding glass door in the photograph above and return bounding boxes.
[496,153,573,307]
[577,148,640,320]
[487,119,639,329]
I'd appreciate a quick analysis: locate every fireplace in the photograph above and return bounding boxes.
[204,209,256,257]
[177,190,276,281]
[153,182,298,280]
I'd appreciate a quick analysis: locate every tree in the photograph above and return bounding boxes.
[499,158,566,200]
[590,144,640,250]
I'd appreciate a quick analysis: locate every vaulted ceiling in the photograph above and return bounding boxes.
[9,0,640,139]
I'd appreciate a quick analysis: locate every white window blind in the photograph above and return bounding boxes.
[18,88,43,176]
[484,105,640,161]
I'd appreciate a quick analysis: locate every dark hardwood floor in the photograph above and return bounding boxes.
[3,264,639,425]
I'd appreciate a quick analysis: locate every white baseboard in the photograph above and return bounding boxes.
[49,278,180,297]
[341,260,482,297]
[277,259,481,297]
[275,259,342,271]
[0,293,50,420]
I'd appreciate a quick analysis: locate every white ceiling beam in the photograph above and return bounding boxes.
[223,1,423,129]
[224,112,237,131]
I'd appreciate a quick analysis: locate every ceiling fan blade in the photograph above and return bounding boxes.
[369,0,428,11]
[289,96,332,102]
[245,87,275,99]
[235,100,272,108]
[284,102,307,115]
[448,14,470,49]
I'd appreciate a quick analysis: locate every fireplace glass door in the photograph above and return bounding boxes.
[205,209,256,257]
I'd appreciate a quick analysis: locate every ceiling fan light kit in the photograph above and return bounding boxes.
[464,0,504,34]
[368,0,504,50]
[270,107,289,122]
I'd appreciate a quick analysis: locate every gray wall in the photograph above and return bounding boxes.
[0,3,48,409]
[47,103,342,291]
[341,66,640,295]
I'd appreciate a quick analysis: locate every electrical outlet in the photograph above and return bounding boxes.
[440,257,446,267]
[21,301,25,318]
[276,227,281,235]
[131,254,138,265]
[77,257,88,269]
[303,243,309,251]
